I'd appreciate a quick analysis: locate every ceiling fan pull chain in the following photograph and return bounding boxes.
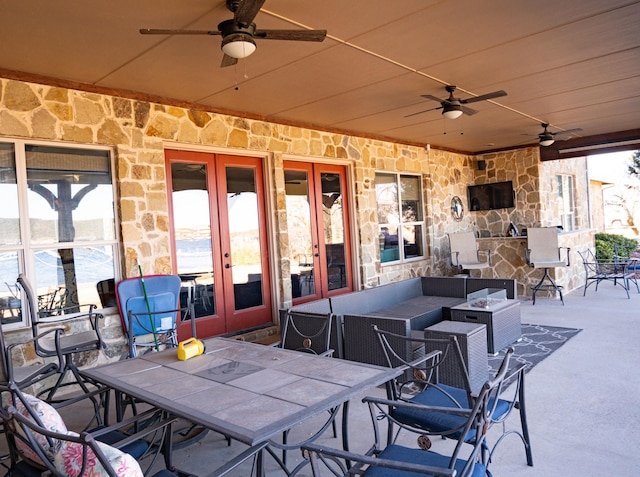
[234,66,240,91]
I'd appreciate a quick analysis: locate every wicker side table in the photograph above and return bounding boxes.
[450,300,521,354]
[424,321,489,394]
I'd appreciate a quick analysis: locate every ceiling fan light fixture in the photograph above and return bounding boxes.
[442,106,463,120]
[221,33,256,59]
[539,133,555,147]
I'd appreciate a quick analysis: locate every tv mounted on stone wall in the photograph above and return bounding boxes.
[467,181,515,211]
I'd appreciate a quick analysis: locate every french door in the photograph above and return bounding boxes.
[166,150,272,339]
[284,161,353,303]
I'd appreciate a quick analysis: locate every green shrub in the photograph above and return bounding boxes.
[594,233,639,261]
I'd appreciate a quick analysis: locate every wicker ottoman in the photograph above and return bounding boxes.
[424,321,489,394]
[450,300,521,354]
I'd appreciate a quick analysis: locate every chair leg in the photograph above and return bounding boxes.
[517,376,534,466]
[531,268,564,305]
[42,356,105,427]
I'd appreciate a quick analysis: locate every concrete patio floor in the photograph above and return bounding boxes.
[9,282,640,476]
[158,283,640,476]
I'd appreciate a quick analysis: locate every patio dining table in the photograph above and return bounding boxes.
[81,337,401,476]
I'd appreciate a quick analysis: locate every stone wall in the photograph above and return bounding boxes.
[0,76,596,367]
[476,230,592,299]
[1,78,487,303]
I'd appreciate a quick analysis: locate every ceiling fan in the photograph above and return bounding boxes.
[406,85,507,119]
[140,0,327,68]
[538,123,583,146]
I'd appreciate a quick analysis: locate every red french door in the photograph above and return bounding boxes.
[166,150,272,339]
[284,161,353,304]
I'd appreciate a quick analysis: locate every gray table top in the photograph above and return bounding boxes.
[82,337,400,445]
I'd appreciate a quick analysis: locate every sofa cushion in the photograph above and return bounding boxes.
[421,277,467,297]
[331,278,423,315]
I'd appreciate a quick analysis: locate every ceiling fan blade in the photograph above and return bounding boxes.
[554,127,583,136]
[234,0,266,26]
[461,105,478,116]
[221,54,239,68]
[461,90,507,104]
[140,28,221,36]
[254,29,327,41]
[420,94,445,104]
[404,106,441,118]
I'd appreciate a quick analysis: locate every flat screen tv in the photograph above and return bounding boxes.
[467,181,515,211]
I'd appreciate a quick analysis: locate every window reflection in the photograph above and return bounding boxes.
[171,162,215,317]
[376,172,426,263]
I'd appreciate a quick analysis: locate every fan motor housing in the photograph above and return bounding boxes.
[218,19,256,37]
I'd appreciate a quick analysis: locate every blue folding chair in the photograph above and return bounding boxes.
[115,275,207,450]
[116,275,194,358]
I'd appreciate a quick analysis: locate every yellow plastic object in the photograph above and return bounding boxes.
[177,338,205,361]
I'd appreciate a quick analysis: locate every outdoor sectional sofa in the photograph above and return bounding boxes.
[283,276,517,367]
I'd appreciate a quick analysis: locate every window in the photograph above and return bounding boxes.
[0,140,119,327]
[556,174,576,231]
[375,173,426,264]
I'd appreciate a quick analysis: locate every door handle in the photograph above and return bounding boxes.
[225,263,231,269]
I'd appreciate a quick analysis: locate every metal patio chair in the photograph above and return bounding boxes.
[2,384,178,477]
[448,231,492,272]
[373,326,533,468]
[273,309,338,463]
[525,227,570,305]
[0,324,62,399]
[16,275,105,405]
[302,349,514,477]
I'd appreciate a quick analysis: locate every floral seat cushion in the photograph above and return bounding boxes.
[54,432,143,477]
[13,393,143,477]
[14,393,68,465]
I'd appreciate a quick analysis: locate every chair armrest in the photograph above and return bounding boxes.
[450,250,461,268]
[503,361,526,384]
[35,308,105,347]
[478,248,492,265]
[36,305,102,326]
[302,443,456,477]
[6,327,65,372]
[363,395,472,417]
[208,442,270,476]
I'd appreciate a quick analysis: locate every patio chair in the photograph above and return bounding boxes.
[272,309,338,463]
[116,275,195,359]
[578,249,639,298]
[275,309,336,357]
[302,350,513,477]
[0,323,62,397]
[97,278,117,308]
[2,385,178,477]
[373,326,533,467]
[525,227,570,305]
[448,231,492,272]
[115,275,205,451]
[16,275,105,405]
